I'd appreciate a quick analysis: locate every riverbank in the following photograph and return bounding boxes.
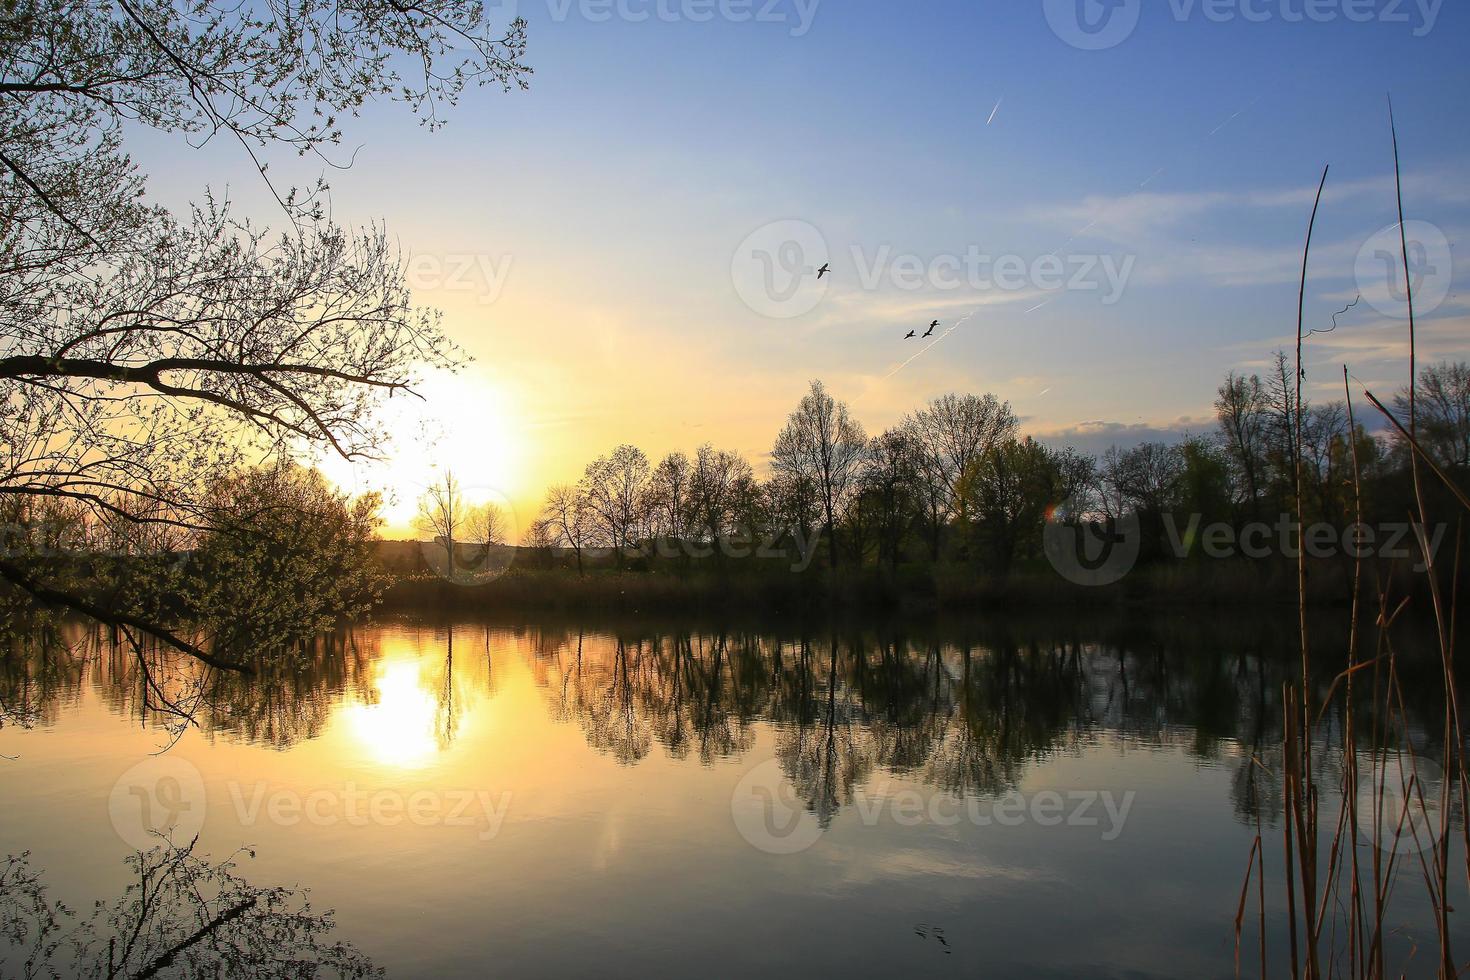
[376,554,1439,615]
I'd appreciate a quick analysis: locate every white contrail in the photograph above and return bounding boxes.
[883,314,973,380]
[881,94,1261,385]
[1050,93,1263,255]
[1055,219,1097,253]
[1208,97,1259,137]
[884,299,1050,380]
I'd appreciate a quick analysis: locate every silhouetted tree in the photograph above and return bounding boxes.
[581,445,651,563]
[0,842,380,978]
[469,501,509,548]
[688,443,755,558]
[1216,371,1270,520]
[771,380,867,570]
[957,437,1060,574]
[1395,361,1470,468]
[414,472,470,572]
[523,518,558,569]
[1175,436,1233,527]
[0,0,530,664]
[1301,402,1349,525]
[538,484,592,576]
[765,472,821,560]
[1264,349,1302,507]
[647,452,693,546]
[902,393,1019,559]
[860,429,919,571]
[1120,442,1183,515]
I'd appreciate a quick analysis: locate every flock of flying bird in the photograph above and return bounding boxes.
[814,261,942,341]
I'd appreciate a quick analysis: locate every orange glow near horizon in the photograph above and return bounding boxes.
[315,369,533,540]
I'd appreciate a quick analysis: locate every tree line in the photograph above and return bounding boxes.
[526,359,1470,576]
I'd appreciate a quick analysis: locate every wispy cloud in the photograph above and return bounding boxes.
[1031,171,1466,247]
[1033,417,1215,455]
[1212,311,1470,405]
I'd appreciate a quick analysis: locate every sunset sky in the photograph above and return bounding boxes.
[133,0,1469,536]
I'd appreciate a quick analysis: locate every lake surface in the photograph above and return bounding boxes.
[1,611,1462,978]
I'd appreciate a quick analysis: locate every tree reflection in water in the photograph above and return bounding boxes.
[524,615,1458,833]
[1,613,1458,835]
[0,840,378,978]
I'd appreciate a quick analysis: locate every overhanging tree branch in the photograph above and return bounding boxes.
[0,559,252,674]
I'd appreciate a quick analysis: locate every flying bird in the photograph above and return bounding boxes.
[905,330,916,339]
[924,320,938,337]
[816,263,830,279]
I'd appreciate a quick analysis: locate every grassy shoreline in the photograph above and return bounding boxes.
[376,554,1443,615]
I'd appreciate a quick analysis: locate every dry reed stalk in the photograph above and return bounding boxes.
[1261,104,1470,978]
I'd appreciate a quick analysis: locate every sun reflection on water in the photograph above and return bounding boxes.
[345,658,439,769]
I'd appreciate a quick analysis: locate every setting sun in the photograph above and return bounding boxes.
[5,1,1468,976]
[316,368,531,538]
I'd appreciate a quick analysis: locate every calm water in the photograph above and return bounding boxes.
[1,612,1462,978]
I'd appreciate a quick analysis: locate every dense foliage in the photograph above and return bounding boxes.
[0,0,529,663]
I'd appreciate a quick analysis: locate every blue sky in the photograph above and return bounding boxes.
[137,0,1469,524]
